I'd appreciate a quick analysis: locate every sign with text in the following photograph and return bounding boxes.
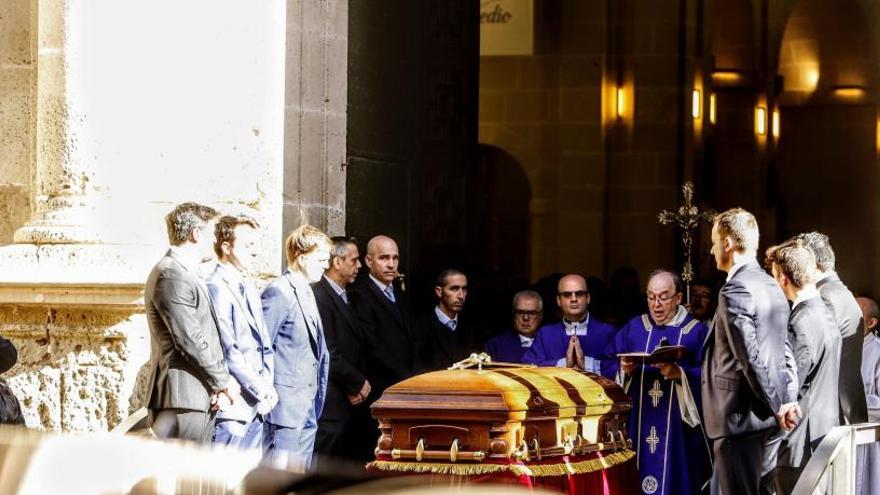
[480,0,533,56]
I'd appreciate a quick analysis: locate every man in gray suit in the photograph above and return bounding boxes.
[702,208,798,495]
[206,215,277,449]
[766,240,841,494]
[261,224,331,470]
[146,202,233,443]
[796,231,869,424]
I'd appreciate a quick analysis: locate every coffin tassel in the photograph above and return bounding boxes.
[368,450,635,477]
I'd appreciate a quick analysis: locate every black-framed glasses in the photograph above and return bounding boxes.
[514,309,543,317]
[558,290,589,298]
[647,293,679,303]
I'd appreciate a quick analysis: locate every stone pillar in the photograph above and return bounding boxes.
[0,0,288,431]
[282,0,348,238]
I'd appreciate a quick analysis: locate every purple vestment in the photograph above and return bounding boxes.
[605,309,711,495]
[521,317,617,374]
[485,330,531,363]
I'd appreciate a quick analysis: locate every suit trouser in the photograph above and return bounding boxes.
[263,411,318,472]
[712,429,773,495]
[150,408,215,444]
[214,415,264,450]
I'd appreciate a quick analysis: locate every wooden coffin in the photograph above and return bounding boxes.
[371,365,632,464]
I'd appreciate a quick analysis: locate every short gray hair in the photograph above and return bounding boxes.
[794,232,835,272]
[165,202,219,246]
[329,236,358,262]
[512,290,543,311]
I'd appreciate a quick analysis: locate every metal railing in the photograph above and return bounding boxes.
[793,422,880,495]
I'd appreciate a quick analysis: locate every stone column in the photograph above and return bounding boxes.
[0,0,288,431]
[282,0,348,238]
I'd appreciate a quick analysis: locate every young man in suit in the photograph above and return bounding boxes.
[206,215,276,450]
[261,225,331,470]
[766,240,841,494]
[145,202,232,443]
[796,231,868,424]
[702,207,797,495]
[313,236,373,463]
[417,269,480,372]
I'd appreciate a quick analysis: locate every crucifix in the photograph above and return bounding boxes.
[658,181,715,304]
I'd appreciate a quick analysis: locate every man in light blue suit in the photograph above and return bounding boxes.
[206,215,277,450]
[261,224,331,470]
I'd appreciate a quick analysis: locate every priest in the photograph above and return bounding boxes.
[604,269,711,495]
[522,274,616,373]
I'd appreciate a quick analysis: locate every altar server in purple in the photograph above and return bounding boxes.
[605,269,711,495]
[485,290,544,363]
[522,274,616,373]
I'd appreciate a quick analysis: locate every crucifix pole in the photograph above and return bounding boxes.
[658,182,715,304]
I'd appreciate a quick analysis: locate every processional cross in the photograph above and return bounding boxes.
[658,181,715,304]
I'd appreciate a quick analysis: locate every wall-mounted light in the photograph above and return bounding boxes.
[755,106,767,135]
[712,70,743,85]
[876,117,880,153]
[772,108,780,138]
[616,87,625,119]
[833,85,866,99]
[692,89,701,119]
[709,93,717,125]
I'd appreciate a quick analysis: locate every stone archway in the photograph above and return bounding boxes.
[775,0,879,295]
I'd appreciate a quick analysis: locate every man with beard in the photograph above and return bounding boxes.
[417,269,479,371]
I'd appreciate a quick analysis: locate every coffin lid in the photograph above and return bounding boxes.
[373,366,628,415]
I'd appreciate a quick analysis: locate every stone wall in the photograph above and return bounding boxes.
[0,0,346,432]
[0,0,34,245]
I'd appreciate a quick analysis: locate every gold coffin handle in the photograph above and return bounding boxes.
[450,438,459,462]
[391,447,486,463]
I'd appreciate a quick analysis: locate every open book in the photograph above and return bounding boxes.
[616,345,687,365]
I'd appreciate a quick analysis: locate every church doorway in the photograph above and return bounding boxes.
[774,0,879,295]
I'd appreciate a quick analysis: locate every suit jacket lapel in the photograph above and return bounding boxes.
[368,279,404,326]
[218,268,261,333]
[286,272,320,344]
[167,250,219,326]
[321,279,357,334]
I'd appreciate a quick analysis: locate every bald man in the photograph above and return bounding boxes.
[350,235,415,402]
[522,274,616,374]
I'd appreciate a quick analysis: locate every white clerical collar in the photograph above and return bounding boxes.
[655,305,688,327]
[563,314,590,336]
[726,255,755,282]
[792,285,820,309]
[369,273,392,292]
[324,275,346,297]
[169,245,202,274]
[434,306,458,329]
[518,334,534,347]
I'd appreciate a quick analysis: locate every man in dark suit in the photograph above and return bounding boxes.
[145,202,232,443]
[766,240,841,494]
[350,235,415,401]
[313,236,373,463]
[702,208,797,495]
[796,231,869,424]
[417,269,480,372]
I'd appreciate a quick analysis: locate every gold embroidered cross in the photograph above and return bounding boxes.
[646,426,660,454]
[649,380,664,408]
